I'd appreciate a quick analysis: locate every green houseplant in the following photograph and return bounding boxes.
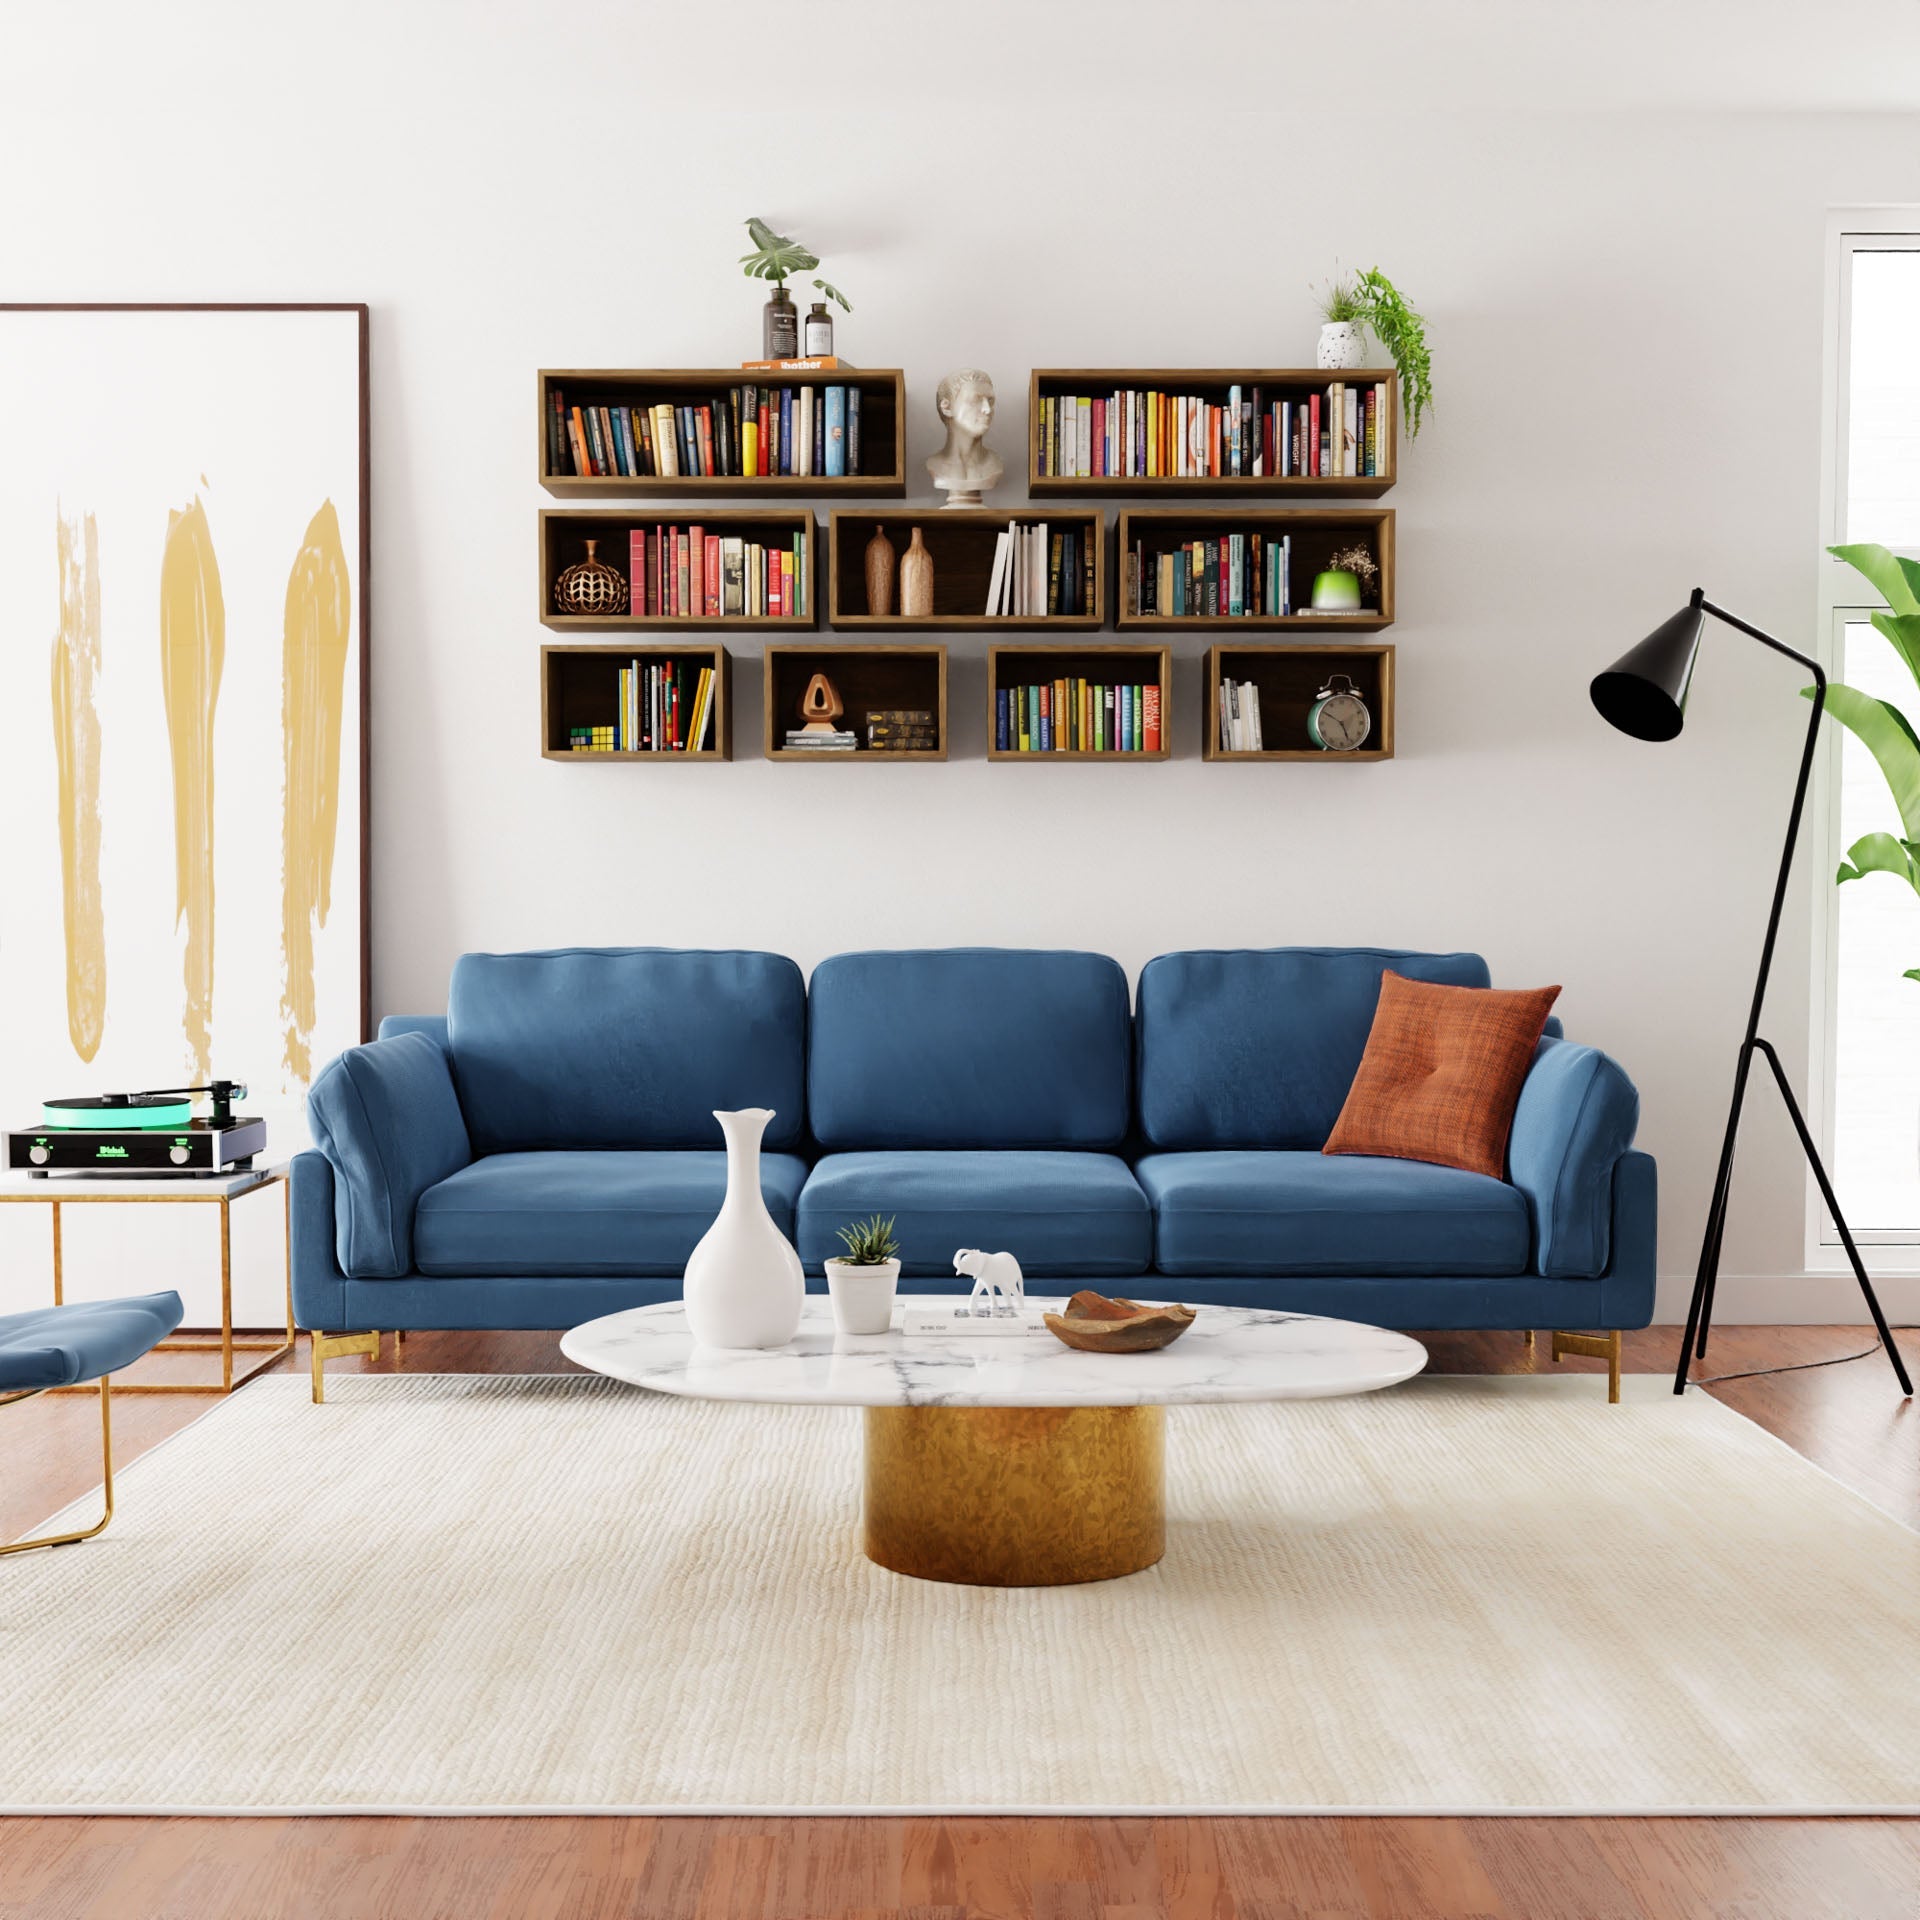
[1315,268,1433,437]
[823,1214,901,1335]
[740,217,851,358]
[1809,542,1920,980]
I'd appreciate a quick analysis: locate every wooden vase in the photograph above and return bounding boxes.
[900,527,934,617]
[864,525,897,616]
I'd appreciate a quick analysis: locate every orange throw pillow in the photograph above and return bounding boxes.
[1322,971,1562,1179]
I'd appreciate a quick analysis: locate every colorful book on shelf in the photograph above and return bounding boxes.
[996,677,1161,753]
[546,383,862,479]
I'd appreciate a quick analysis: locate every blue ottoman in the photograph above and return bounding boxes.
[1,1292,184,1555]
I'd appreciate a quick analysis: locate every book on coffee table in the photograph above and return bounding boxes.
[900,1304,1050,1338]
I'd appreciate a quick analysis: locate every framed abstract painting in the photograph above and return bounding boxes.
[0,303,368,1159]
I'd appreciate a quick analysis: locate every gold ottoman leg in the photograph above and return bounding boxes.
[862,1404,1166,1586]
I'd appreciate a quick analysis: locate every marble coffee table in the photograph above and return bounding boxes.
[561,1298,1426,1587]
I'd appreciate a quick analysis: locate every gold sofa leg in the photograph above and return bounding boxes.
[1550,1329,1622,1404]
[0,1375,115,1554]
[1523,1329,1536,1351]
[309,1331,382,1404]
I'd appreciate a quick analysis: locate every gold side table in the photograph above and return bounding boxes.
[0,1165,294,1394]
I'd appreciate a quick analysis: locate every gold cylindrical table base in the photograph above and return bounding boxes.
[862,1403,1166,1586]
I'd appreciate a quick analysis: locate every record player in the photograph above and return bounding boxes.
[6,1079,266,1177]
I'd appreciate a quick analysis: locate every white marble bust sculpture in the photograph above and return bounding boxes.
[926,367,1004,509]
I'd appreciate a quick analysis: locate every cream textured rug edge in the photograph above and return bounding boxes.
[3,1372,1916,1818]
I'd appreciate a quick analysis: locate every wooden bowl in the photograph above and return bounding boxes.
[1043,1291,1198,1354]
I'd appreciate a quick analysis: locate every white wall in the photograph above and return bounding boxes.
[6,3,1920,1321]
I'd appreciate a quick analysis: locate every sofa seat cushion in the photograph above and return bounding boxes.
[797,1151,1151,1279]
[412,1150,809,1279]
[1134,1150,1530,1279]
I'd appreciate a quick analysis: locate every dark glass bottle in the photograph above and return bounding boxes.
[763,286,798,359]
[803,301,834,358]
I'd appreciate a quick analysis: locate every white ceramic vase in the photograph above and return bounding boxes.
[1317,320,1365,369]
[824,1258,901,1335]
[682,1108,805,1349]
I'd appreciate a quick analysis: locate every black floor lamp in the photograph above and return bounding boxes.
[1590,587,1915,1397]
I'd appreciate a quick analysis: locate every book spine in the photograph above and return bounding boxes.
[847,386,861,475]
[1143,683,1162,753]
[824,385,847,478]
[547,387,567,476]
[996,687,1010,752]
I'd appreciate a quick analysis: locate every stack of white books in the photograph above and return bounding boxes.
[783,729,857,753]
[982,522,1053,617]
[1219,681,1264,752]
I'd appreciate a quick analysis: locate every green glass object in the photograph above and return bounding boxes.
[1310,568,1363,612]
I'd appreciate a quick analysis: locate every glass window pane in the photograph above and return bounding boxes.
[1844,247,1920,547]
[1832,618,1920,1229]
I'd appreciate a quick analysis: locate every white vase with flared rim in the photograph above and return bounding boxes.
[682,1108,805,1349]
[1317,320,1365,369]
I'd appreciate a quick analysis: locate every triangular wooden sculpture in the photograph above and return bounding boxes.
[799,672,844,735]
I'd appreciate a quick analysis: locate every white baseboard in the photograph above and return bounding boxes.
[1652,1271,1920,1324]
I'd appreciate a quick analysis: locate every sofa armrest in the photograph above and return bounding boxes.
[1507,1035,1641,1278]
[290,1151,348,1329]
[307,1031,471,1279]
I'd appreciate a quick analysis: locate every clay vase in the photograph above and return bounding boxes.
[864,525,897,615]
[681,1108,805,1350]
[900,527,934,617]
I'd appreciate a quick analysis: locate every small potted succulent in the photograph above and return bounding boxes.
[1311,541,1380,613]
[823,1214,901,1335]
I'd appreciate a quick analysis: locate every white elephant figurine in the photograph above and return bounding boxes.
[953,1248,1025,1317]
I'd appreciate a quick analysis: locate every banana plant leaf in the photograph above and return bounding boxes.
[1805,682,1920,840]
[1830,542,1920,617]
[1836,829,1920,888]
[1868,609,1920,689]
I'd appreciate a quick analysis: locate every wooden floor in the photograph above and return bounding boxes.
[4,1324,1917,1920]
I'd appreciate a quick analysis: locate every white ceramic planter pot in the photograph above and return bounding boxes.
[682,1108,805,1349]
[1317,320,1365,369]
[824,1258,901,1335]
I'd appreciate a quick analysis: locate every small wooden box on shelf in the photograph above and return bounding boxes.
[763,645,948,762]
[539,369,906,497]
[540,509,816,632]
[1115,507,1394,633]
[1204,643,1394,763]
[1028,369,1397,498]
[987,645,1171,762]
[826,509,1105,632]
[541,644,731,761]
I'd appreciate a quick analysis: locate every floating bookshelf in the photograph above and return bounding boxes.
[987,645,1171,762]
[1028,369,1397,498]
[1204,643,1394,763]
[538,368,906,497]
[763,645,948,762]
[826,509,1104,632]
[541,643,731,761]
[538,509,816,632]
[1115,507,1394,632]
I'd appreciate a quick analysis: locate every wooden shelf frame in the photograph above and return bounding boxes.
[1204,642,1395,763]
[826,509,1105,633]
[539,508,817,633]
[1115,507,1395,633]
[1028,368,1398,498]
[538,368,907,498]
[541,643,732,761]
[763,644,948,762]
[987,644,1172,762]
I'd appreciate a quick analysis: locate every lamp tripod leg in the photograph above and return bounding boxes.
[1677,1044,1754,1393]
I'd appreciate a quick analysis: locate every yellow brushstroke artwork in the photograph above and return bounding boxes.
[158,496,225,1084]
[279,501,350,1083]
[51,507,106,1062]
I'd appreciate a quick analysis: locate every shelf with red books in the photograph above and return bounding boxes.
[1204,643,1395,763]
[539,369,905,497]
[763,645,948,762]
[986,645,1171,762]
[540,644,730,761]
[1114,508,1394,633]
[826,509,1104,632]
[1028,369,1397,498]
[539,509,817,632]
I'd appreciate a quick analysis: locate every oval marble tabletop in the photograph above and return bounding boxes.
[560,1297,1427,1408]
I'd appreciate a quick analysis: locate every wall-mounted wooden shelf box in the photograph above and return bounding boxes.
[1204,643,1394,763]
[763,645,948,762]
[987,644,1171,762]
[1029,369,1397,498]
[826,509,1105,632]
[1115,508,1394,632]
[539,509,817,632]
[538,368,906,497]
[541,643,731,761]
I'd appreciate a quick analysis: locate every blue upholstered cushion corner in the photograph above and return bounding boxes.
[1507,1036,1641,1278]
[1135,947,1493,1150]
[377,1013,449,1047]
[447,949,807,1154]
[807,948,1133,1149]
[308,1032,473,1279]
[0,1292,185,1392]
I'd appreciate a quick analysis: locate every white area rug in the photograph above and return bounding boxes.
[2,1372,1916,1816]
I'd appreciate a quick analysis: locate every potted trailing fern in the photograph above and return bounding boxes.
[1315,268,1434,438]
[823,1213,901,1335]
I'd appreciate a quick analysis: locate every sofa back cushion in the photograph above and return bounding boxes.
[447,949,807,1154]
[1136,947,1492,1150]
[808,948,1132,1149]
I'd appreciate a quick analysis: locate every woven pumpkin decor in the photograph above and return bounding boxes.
[553,538,629,616]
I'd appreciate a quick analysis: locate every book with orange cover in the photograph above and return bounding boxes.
[738,355,855,372]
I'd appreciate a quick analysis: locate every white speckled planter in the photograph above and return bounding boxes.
[1317,320,1365,369]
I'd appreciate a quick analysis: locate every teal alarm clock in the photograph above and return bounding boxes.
[1307,673,1371,752]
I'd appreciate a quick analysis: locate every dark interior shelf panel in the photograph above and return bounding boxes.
[540,642,731,761]
[827,509,1104,631]
[1205,641,1395,762]
[763,644,948,761]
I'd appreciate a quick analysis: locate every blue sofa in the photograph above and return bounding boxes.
[294,946,1653,1398]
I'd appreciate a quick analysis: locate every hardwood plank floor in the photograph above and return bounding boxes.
[2,1324,1916,1920]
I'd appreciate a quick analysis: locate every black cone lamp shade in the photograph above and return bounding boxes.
[1590,601,1704,742]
